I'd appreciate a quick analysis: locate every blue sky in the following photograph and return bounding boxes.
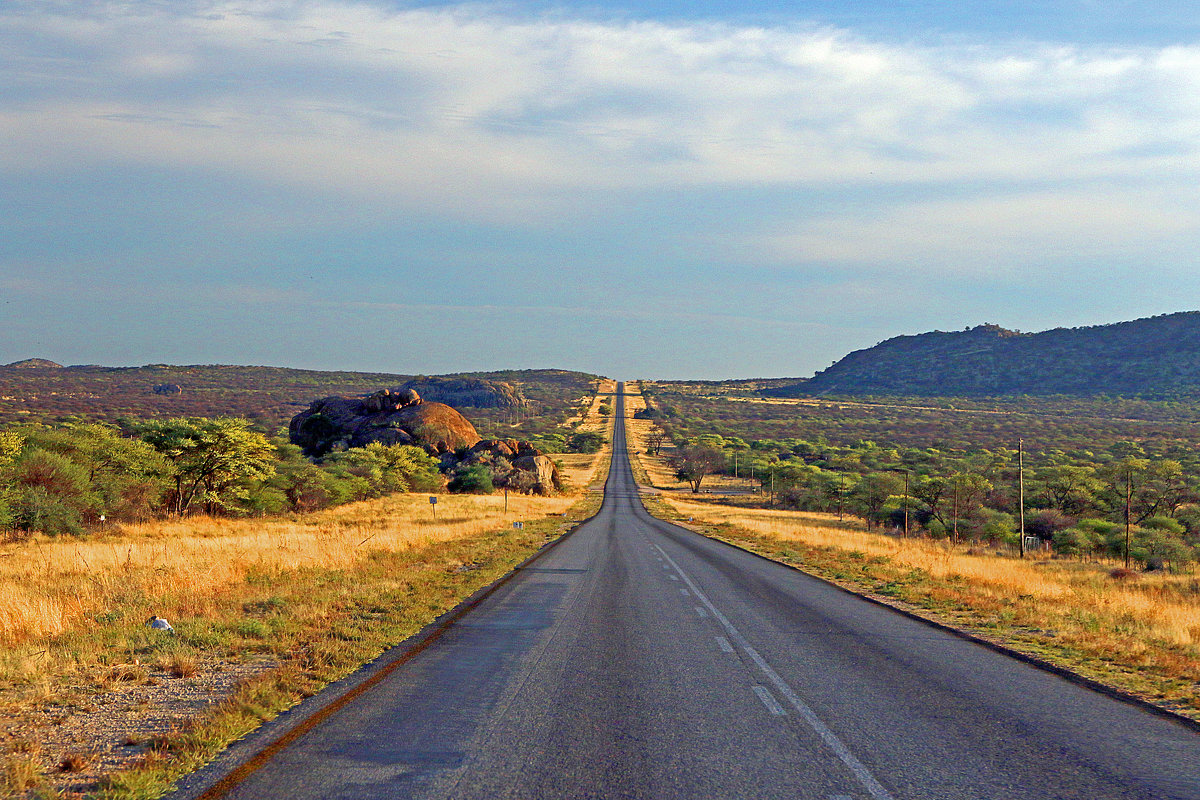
[3,1,1200,379]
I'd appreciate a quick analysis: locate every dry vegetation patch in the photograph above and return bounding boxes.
[0,423,610,798]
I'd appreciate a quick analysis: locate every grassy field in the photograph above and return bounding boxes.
[0,396,614,799]
[626,401,1200,725]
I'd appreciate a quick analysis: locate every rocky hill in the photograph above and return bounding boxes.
[767,312,1200,397]
[397,377,523,408]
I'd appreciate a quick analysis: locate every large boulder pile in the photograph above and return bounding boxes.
[397,377,524,408]
[453,438,562,495]
[289,388,560,494]
[289,388,480,457]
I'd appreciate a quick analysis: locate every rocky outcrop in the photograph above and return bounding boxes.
[289,389,561,494]
[449,438,562,495]
[153,383,183,395]
[398,377,524,408]
[289,389,480,458]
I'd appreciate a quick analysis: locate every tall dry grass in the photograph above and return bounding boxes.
[660,497,1200,652]
[0,492,575,650]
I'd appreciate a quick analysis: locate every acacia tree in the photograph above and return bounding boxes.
[1036,464,1103,517]
[850,472,903,529]
[645,428,667,456]
[139,418,276,515]
[671,445,724,493]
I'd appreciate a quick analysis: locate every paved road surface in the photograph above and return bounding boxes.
[202,383,1200,799]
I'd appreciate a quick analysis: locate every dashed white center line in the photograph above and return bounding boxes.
[715,636,735,653]
[667,574,678,581]
[680,588,690,597]
[694,606,708,618]
[753,685,786,716]
[654,543,896,800]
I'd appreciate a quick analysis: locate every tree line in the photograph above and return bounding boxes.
[0,419,442,538]
[665,432,1200,569]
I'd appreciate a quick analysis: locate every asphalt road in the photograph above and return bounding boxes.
[205,384,1200,800]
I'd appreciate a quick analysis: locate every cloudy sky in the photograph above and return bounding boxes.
[3,1,1199,379]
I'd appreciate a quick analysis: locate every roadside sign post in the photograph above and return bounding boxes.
[429,495,437,520]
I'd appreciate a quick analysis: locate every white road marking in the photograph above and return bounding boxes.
[753,684,786,716]
[715,636,735,653]
[667,574,678,581]
[695,606,708,618]
[680,588,690,597]
[654,543,896,800]
[830,796,854,800]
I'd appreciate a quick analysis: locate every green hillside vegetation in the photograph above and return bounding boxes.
[769,311,1200,397]
[645,383,1200,568]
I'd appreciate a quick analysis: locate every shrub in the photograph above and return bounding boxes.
[448,464,494,494]
[978,510,1017,545]
[1053,526,1099,557]
[567,432,606,454]
[1025,509,1074,541]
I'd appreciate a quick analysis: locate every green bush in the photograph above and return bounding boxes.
[567,432,606,454]
[448,464,494,494]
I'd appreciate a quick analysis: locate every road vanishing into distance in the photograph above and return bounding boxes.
[191,384,1200,800]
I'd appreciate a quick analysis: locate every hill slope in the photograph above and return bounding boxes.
[769,312,1200,397]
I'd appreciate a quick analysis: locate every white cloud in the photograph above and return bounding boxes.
[3,1,1200,246]
[758,185,1200,273]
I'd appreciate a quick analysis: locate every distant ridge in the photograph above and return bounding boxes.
[766,311,1200,398]
[4,358,63,369]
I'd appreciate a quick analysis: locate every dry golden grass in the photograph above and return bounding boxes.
[0,492,576,652]
[664,498,1200,648]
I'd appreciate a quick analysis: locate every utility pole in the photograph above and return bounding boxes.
[903,470,910,538]
[733,450,738,480]
[837,471,844,522]
[504,486,509,514]
[952,476,959,544]
[1125,469,1133,570]
[1018,439,1026,559]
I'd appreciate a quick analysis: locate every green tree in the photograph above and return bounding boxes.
[671,445,724,493]
[849,472,903,529]
[1036,465,1102,516]
[0,431,24,531]
[139,418,276,515]
[9,448,95,536]
[449,464,494,494]
[23,423,167,522]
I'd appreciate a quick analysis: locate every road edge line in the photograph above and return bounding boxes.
[164,503,604,800]
[640,506,1200,737]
